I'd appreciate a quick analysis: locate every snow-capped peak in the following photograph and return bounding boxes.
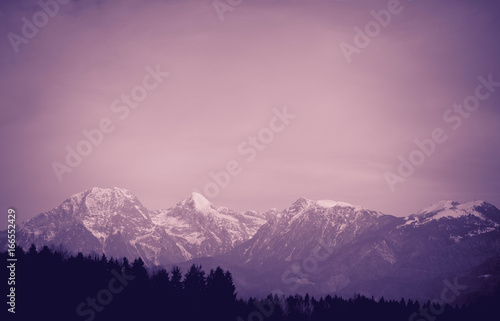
[417,200,460,215]
[316,200,362,211]
[413,200,490,223]
[84,187,137,200]
[179,192,215,213]
[289,197,364,212]
[62,187,138,210]
[190,192,212,211]
[292,197,313,206]
[113,187,137,199]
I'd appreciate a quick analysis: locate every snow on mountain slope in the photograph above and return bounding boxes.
[215,199,500,299]
[13,187,186,265]
[235,197,397,265]
[403,200,500,226]
[150,192,266,258]
[10,188,267,265]
[395,200,500,249]
[315,199,364,211]
[179,192,217,213]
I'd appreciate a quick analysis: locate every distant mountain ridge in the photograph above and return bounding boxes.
[149,191,266,259]
[4,187,266,265]
[2,187,499,301]
[208,197,500,300]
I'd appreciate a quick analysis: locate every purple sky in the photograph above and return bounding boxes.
[1,0,499,230]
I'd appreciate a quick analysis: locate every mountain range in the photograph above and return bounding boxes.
[5,187,266,265]
[2,187,499,301]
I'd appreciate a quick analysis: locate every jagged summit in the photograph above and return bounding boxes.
[66,187,139,205]
[86,186,134,195]
[178,192,215,213]
[60,186,148,219]
[289,197,365,214]
[315,199,363,210]
[290,197,313,210]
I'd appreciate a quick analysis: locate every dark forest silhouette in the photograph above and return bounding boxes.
[2,245,499,321]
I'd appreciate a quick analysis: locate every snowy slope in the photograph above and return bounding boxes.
[234,197,396,265]
[149,192,266,258]
[204,198,500,300]
[402,200,500,227]
[10,188,267,265]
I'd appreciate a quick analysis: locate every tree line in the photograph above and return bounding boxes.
[1,245,499,321]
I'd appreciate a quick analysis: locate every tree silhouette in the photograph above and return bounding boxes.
[2,245,499,321]
[206,267,237,320]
